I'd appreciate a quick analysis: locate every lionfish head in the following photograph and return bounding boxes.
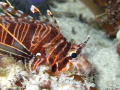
[59,36,91,76]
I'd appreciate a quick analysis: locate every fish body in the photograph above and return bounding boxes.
[0,2,91,76]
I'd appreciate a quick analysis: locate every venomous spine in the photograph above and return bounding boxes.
[0,2,91,76]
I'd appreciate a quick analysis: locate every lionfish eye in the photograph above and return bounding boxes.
[71,53,77,58]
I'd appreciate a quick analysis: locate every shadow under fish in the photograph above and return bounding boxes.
[8,0,50,19]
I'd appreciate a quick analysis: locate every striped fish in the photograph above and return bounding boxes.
[0,2,91,76]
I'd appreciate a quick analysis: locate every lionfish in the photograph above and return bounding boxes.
[0,1,91,76]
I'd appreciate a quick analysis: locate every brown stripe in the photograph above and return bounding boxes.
[52,64,57,72]
[29,24,41,51]
[47,35,63,48]
[33,24,42,36]
[45,36,63,59]
[39,24,49,39]
[40,25,59,47]
[49,39,66,65]
[57,42,71,62]
[11,23,19,45]
[37,24,46,37]
[5,23,16,45]
[22,24,37,49]
[29,24,48,53]
[20,24,29,43]
[43,27,60,47]
[53,41,67,64]
[19,23,27,42]
[0,25,2,42]
[3,29,7,43]
[1,22,4,43]
[17,23,24,40]
[58,58,69,71]
[46,35,63,51]
[2,22,7,43]
[16,23,22,40]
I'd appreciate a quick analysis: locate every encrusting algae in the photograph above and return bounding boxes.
[0,56,96,90]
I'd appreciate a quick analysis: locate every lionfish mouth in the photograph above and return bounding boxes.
[60,55,91,75]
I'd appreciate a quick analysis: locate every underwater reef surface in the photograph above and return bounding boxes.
[0,0,120,90]
[0,56,95,90]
